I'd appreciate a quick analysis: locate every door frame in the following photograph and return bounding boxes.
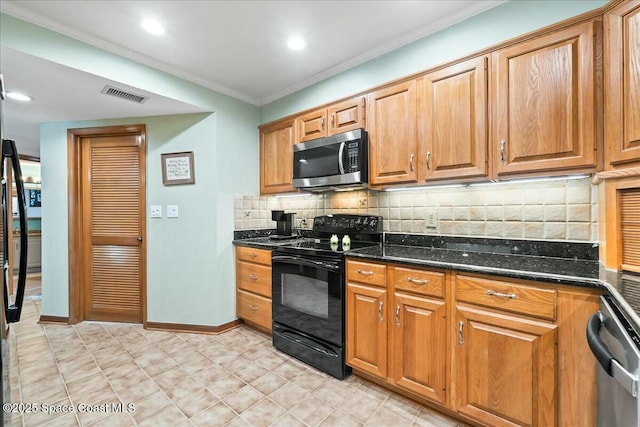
[67,124,147,324]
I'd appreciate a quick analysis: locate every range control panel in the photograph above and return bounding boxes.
[313,214,383,234]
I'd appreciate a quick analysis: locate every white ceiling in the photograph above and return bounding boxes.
[0,0,505,157]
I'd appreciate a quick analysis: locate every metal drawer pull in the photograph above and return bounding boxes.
[395,306,401,326]
[409,154,415,171]
[378,301,384,322]
[248,274,258,280]
[458,321,464,345]
[248,252,257,258]
[425,151,431,170]
[407,277,430,285]
[249,305,259,311]
[500,140,506,162]
[357,269,374,276]
[486,289,517,299]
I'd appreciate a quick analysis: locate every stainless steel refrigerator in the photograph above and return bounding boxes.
[0,74,29,425]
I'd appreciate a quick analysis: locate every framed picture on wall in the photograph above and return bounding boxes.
[161,151,195,185]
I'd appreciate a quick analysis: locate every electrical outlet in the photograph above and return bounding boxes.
[426,210,437,228]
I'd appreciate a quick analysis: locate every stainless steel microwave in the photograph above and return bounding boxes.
[292,129,368,192]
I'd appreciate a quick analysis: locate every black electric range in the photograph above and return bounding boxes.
[270,214,383,379]
[273,214,383,258]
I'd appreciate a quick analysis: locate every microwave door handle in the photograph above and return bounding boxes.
[338,141,345,174]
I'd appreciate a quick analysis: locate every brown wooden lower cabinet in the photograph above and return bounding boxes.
[235,246,272,333]
[345,259,600,427]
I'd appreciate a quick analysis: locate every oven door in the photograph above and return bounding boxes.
[272,254,344,346]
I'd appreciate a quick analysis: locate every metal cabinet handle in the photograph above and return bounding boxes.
[378,301,384,322]
[249,305,259,311]
[458,321,464,345]
[248,252,257,258]
[407,277,430,285]
[321,117,325,130]
[426,151,431,170]
[410,154,415,171]
[357,269,374,276]
[500,140,506,162]
[395,306,401,327]
[248,274,258,280]
[331,113,335,128]
[486,289,517,299]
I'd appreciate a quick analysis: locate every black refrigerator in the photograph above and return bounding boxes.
[0,74,29,425]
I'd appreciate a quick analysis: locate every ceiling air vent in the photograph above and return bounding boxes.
[100,85,148,104]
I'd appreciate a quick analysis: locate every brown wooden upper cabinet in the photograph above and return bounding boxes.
[491,20,599,178]
[297,96,366,143]
[259,118,296,195]
[367,80,418,186]
[605,1,640,170]
[418,56,489,183]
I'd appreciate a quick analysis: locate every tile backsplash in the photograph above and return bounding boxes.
[234,176,598,242]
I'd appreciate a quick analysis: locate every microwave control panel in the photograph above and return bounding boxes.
[346,142,361,172]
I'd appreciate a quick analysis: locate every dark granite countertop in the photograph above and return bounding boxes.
[346,244,602,288]
[232,230,640,331]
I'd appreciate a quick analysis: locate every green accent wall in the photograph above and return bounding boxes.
[2,13,260,326]
[260,0,608,124]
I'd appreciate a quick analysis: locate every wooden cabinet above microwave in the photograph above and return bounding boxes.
[297,96,366,143]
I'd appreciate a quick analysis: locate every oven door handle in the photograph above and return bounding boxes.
[272,255,340,271]
[587,311,639,397]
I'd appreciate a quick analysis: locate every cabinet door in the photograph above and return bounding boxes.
[418,56,488,182]
[346,282,387,378]
[327,97,366,136]
[492,21,597,177]
[454,305,557,427]
[297,109,327,143]
[367,80,418,186]
[260,118,296,194]
[605,1,640,169]
[391,292,447,405]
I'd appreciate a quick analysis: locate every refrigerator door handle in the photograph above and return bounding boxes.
[2,139,28,323]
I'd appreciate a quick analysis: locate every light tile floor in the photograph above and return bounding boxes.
[6,274,463,426]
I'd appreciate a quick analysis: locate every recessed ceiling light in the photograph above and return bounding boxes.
[287,36,306,51]
[141,19,165,36]
[6,91,33,102]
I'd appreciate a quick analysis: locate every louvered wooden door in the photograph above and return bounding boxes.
[620,188,640,272]
[81,134,145,322]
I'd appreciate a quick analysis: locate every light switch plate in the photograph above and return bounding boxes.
[150,205,162,218]
[167,205,179,218]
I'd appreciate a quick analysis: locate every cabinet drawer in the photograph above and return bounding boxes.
[456,275,556,321]
[392,267,445,298]
[237,290,272,331]
[236,261,271,298]
[236,246,271,265]
[347,260,387,287]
